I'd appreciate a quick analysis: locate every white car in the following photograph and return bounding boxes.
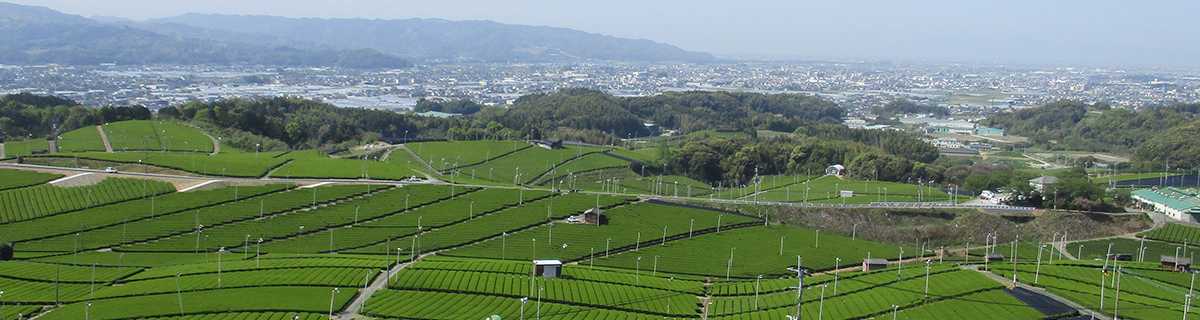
[104,167,119,173]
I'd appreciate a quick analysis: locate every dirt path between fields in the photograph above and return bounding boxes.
[97,125,114,153]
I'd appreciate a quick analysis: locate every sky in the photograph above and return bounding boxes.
[9,0,1200,68]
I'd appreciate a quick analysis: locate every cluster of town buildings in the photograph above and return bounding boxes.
[3,61,1198,114]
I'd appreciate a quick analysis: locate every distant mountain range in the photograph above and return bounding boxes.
[0,2,409,68]
[141,14,715,63]
[0,2,714,68]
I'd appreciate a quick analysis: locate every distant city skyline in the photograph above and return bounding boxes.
[8,0,1200,69]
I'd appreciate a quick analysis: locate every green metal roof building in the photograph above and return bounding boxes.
[1132,187,1200,222]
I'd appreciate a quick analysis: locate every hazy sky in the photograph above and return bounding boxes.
[10,0,1200,68]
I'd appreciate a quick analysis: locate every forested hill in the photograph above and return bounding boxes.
[145,14,716,63]
[461,89,844,138]
[980,100,1200,170]
[0,92,151,137]
[0,2,409,68]
[154,90,842,151]
[8,90,949,187]
[158,97,449,151]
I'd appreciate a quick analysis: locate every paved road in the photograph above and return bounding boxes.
[338,252,435,320]
[1006,286,1077,316]
[966,264,1110,320]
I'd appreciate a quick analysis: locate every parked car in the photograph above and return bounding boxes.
[980,190,994,199]
[104,167,119,173]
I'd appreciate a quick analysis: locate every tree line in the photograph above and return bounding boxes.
[661,120,942,186]
[0,92,150,140]
[459,88,845,140]
[157,97,449,151]
[981,99,1200,170]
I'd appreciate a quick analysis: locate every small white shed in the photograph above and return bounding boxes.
[533,260,563,278]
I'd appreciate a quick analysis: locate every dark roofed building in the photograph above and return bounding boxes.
[534,138,564,150]
[862,258,888,271]
[1107,253,1133,261]
[583,208,604,226]
[1162,255,1193,271]
[0,243,12,261]
[985,253,1005,263]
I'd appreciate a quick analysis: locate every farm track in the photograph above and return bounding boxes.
[525,150,612,186]
[378,146,397,162]
[258,159,294,179]
[444,143,532,171]
[97,125,114,153]
[599,151,649,166]
[395,144,438,179]
[336,252,435,320]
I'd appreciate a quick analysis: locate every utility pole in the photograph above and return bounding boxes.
[793,256,805,320]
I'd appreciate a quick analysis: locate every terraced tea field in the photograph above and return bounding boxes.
[0,136,1081,319]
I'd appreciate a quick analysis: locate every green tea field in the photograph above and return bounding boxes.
[0,164,1083,320]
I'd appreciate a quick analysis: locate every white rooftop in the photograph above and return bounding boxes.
[532,260,563,266]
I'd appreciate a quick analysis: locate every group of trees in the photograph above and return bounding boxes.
[938,162,1123,212]
[982,100,1200,170]
[796,120,939,163]
[457,89,845,140]
[1003,166,1123,212]
[158,97,449,150]
[661,123,945,186]
[0,93,150,140]
[467,88,649,138]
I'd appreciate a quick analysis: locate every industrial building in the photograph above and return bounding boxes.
[1132,187,1200,222]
